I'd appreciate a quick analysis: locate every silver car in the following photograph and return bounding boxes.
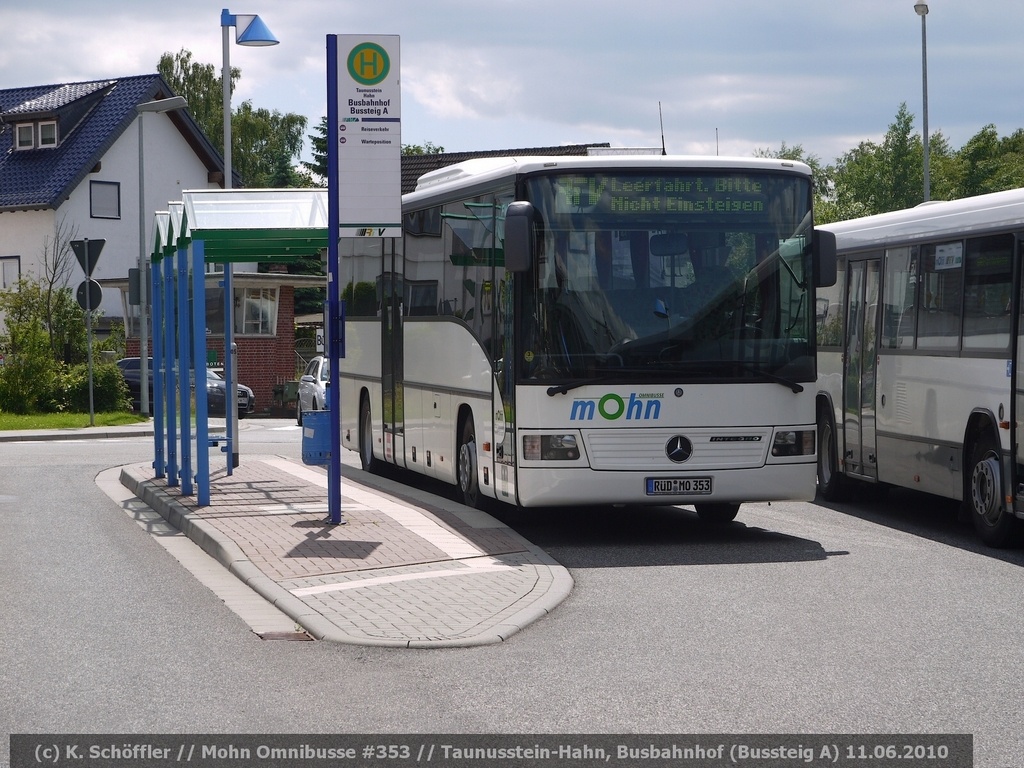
[296,355,329,425]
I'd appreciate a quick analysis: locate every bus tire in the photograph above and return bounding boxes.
[817,407,847,502]
[967,435,1018,547]
[359,396,378,474]
[695,503,740,525]
[457,416,481,509]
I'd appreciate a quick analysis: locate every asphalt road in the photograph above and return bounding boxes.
[2,419,1022,767]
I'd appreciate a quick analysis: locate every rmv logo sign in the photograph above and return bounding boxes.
[570,393,663,421]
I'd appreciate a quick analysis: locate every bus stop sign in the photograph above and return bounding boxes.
[70,239,105,277]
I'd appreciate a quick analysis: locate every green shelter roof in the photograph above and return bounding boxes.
[153,188,331,263]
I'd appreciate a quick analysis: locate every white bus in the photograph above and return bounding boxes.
[339,155,836,523]
[816,188,1024,546]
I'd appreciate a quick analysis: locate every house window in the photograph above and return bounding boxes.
[39,121,57,147]
[90,181,120,219]
[203,285,278,336]
[1,256,20,290]
[16,124,34,150]
[239,287,278,335]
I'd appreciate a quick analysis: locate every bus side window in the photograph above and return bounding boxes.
[916,243,962,350]
[882,246,916,349]
[963,234,1013,350]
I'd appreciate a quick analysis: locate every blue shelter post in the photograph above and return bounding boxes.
[192,238,211,506]
[163,245,178,486]
[150,215,166,479]
[222,262,236,475]
[175,234,193,495]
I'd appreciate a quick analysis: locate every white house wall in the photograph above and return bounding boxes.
[0,111,217,321]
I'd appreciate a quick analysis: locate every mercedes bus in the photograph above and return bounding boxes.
[339,155,836,524]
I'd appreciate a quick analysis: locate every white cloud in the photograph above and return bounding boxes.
[3,1,1022,166]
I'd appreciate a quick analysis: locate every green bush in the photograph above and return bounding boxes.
[62,362,132,413]
[0,324,55,414]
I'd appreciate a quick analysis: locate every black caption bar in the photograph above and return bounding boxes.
[10,734,973,768]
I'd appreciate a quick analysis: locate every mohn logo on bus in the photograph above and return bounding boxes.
[570,392,663,421]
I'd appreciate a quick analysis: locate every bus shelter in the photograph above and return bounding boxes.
[149,188,329,505]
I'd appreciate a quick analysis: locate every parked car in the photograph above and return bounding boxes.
[116,357,254,418]
[296,355,329,425]
[116,357,153,413]
[202,368,255,419]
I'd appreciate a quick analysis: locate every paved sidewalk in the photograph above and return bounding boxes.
[119,455,573,648]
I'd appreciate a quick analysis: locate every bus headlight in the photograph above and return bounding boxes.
[771,429,815,457]
[523,434,581,461]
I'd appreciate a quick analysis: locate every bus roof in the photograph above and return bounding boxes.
[820,187,1024,252]
[404,154,813,208]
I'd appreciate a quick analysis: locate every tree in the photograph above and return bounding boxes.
[947,124,1024,199]
[158,49,235,157]
[402,141,446,156]
[821,103,954,221]
[157,49,308,189]
[231,100,309,188]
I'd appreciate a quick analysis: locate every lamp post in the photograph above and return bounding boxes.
[914,1,930,202]
[138,95,188,417]
[220,9,277,468]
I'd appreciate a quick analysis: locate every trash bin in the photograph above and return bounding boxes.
[301,409,332,465]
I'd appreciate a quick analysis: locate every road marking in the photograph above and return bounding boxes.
[290,557,514,597]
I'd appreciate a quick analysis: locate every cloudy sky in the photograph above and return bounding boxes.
[3,1,1021,168]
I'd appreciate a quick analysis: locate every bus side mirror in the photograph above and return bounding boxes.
[813,229,837,287]
[503,201,535,272]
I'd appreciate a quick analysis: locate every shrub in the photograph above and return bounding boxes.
[0,324,55,414]
[62,362,132,413]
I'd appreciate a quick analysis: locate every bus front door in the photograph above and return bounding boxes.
[843,259,881,480]
[382,243,405,466]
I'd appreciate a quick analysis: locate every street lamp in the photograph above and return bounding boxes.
[137,95,188,416]
[915,1,930,202]
[220,9,277,468]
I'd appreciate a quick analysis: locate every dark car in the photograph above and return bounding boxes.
[204,368,255,419]
[116,357,153,413]
[116,358,254,418]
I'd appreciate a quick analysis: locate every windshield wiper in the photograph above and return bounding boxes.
[733,362,804,393]
[546,376,616,396]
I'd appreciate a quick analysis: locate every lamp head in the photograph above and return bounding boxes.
[222,10,279,46]
[914,2,928,16]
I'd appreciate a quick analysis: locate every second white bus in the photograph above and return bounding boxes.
[816,188,1024,546]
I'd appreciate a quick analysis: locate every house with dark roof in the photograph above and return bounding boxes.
[0,74,225,327]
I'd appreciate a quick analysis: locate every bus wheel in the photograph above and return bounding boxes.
[359,397,378,474]
[695,503,740,525]
[967,436,1017,547]
[457,417,481,509]
[817,408,847,501]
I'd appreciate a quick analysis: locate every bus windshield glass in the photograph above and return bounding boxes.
[517,170,815,385]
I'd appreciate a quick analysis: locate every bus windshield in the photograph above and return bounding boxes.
[517,170,815,387]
